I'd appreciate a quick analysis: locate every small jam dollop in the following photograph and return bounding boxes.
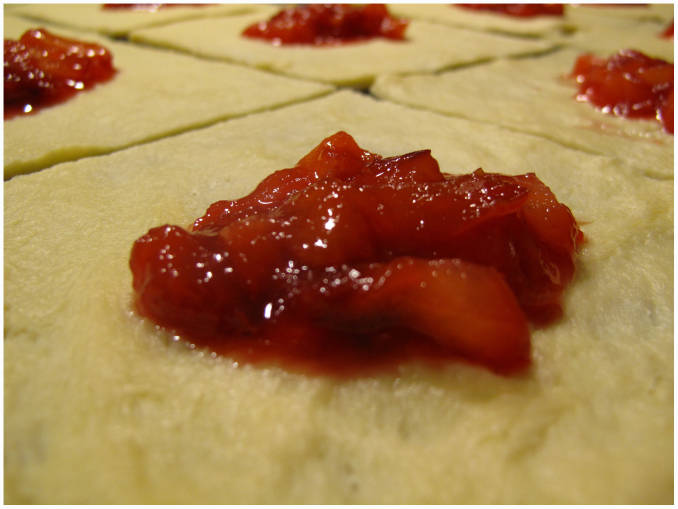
[241,4,408,46]
[130,132,582,377]
[571,49,674,134]
[661,20,674,38]
[456,4,564,17]
[4,28,117,119]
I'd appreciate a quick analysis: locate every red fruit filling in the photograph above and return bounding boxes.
[241,4,408,46]
[456,4,564,17]
[661,20,674,38]
[130,132,583,377]
[571,49,674,134]
[4,28,116,120]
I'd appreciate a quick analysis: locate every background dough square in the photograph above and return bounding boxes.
[5,90,672,505]
[4,15,333,177]
[371,48,673,178]
[388,4,572,37]
[6,3,265,37]
[129,9,556,87]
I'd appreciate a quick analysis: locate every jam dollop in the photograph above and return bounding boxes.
[130,132,582,377]
[241,4,408,46]
[571,49,674,134]
[4,28,116,119]
[456,4,564,17]
[661,20,674,38]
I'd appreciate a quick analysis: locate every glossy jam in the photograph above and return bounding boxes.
[4,28,116,120]
[456,4,564,17]
[571,49,674,134]
[130,132,582,377]
[242,4,408,46]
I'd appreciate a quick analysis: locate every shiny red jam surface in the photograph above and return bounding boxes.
[130,132,582,377]
[242,4,408,46]
[4,28,116,120]
[571,49,674,134]
[456,4,564,17]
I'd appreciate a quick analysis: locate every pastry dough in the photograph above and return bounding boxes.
[3,15,333,178]
[371,48,673,178]
[5,90,672,504]
[6,3,264,37]
[129,10,555,87]
[388,4,572,37]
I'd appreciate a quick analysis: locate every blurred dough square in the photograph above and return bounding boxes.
[388,4,571,37]
[371,48,673,178]
[6,3,264,37]
[4,15,333,177]
[129,8,555,87]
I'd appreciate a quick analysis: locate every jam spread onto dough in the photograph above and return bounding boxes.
[4,28,116,119]
[130,132,582,377]
[571,50,674,134]
[242,4,408,46]
[456,4,564,17]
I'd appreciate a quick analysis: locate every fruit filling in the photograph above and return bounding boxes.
[4,28,117,119]
[661,20,674,38]
[130,132,583,376]
[456,4,564,17]
[570,49,674,134]
[242,4,408,46]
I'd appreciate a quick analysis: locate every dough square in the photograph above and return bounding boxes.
[371,48,673,178]
[5,90,672,504]
[388,4,572,37]
[129,8,556,87]
[3,15,333,177]
[6,3,265,37]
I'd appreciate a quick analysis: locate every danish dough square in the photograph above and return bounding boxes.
[5,91,672,504]
[4,15,333,177]
[371,48,673,178]
[129,8,555,87]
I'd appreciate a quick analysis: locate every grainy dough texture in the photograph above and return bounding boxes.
[371,48,673,178]
[5,91,673,505]
[129,9,555,87]
[3,15,333,177]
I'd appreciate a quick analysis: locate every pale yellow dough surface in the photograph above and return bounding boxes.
[5,91,672,504]
[3,16,333,177]
[6,3,264,37]
[371,48,673,178]
[388,4,570,37]
[129,10,555,87]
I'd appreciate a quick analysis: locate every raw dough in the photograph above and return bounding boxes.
[371,48,673,178]
[4,15,333,177]
[388,4,572,37]
[5,90,672,505]
[6,3,264,37]
[129,9,556,87]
